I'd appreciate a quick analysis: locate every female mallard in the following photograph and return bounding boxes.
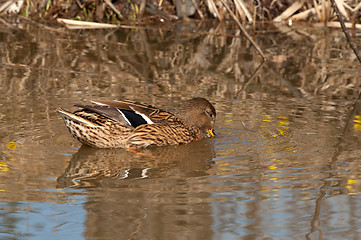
[57,97,216,148]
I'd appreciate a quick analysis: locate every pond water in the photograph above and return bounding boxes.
[0,18,361,239]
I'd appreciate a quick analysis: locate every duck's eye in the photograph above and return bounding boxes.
[206,110,213,118]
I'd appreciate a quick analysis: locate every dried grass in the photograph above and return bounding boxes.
[0,0,358,26]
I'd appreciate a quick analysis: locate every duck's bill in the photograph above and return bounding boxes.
[206,129,215,137]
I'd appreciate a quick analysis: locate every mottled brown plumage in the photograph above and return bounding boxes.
[57,98,216,148]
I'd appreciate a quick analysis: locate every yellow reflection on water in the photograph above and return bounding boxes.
[0,162,9,171]
[1,142,19,171]
[353,116,361,130]
[345,179,360,195]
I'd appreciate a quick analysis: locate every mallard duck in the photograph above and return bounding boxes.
[57,97,216,148]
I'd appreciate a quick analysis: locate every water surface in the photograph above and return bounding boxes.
[0,19,361,239]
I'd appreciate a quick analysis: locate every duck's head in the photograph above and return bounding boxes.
[175,97,216,137]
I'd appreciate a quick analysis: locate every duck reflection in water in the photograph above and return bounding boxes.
[57,139,215,188]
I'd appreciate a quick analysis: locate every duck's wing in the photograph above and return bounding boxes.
[76,100,176,128]
[90,100,156,111]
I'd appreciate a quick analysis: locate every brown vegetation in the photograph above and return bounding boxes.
[0,0,360,26]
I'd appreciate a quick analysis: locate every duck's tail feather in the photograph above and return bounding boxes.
[56,108,97,127]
